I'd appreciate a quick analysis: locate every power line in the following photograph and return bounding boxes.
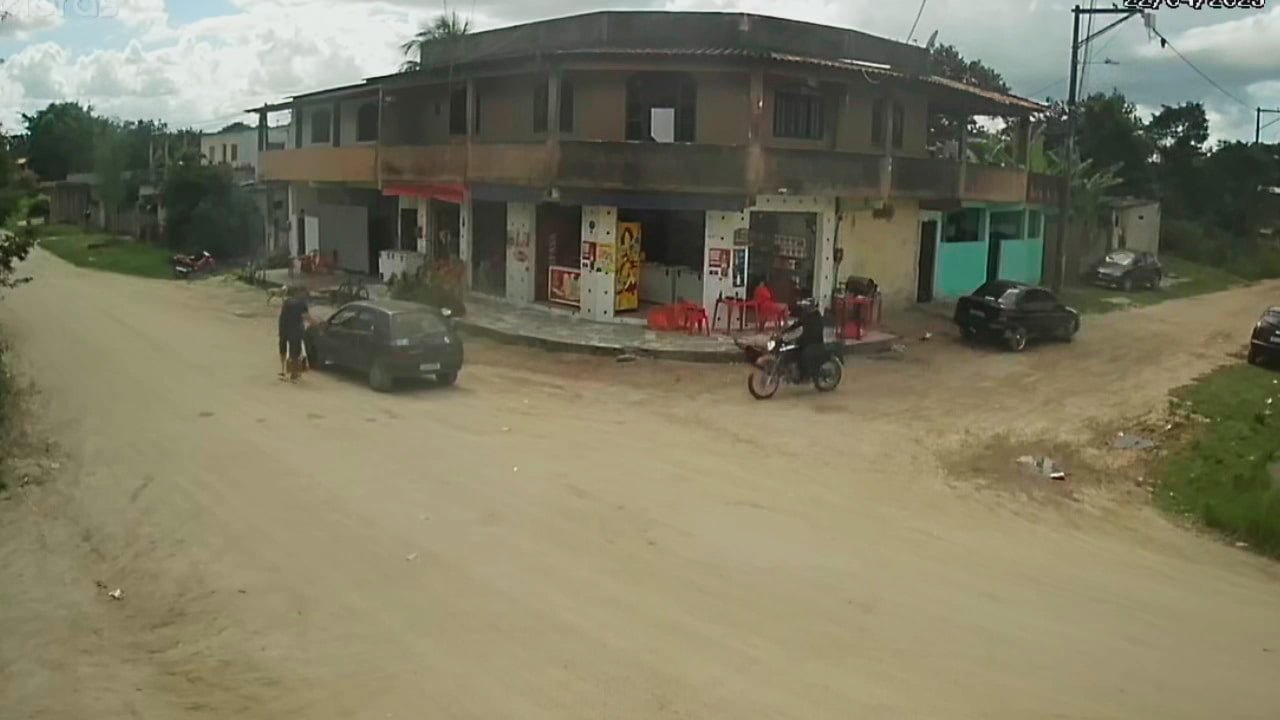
[905,0,928,43]
[1151,28,1249,109]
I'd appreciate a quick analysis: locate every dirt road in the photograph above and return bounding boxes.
[3,249,1279,719]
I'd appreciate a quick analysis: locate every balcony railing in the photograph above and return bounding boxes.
[260,146,376,184]
[260,141,1061,206]
[557,141,748,194]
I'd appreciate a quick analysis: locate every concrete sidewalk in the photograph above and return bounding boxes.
[458,293,897,363]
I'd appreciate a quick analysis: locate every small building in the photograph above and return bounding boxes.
[200,125,289,183]
[1106,197,1161,256]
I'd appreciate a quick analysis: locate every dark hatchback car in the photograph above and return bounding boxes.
[955,280,1081,352]
[1248,306,1280,366]
[1091,250,1163,291]
[304,300,463,392]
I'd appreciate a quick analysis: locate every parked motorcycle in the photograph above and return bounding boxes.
[172,251,215,278]
[735,333,843,400]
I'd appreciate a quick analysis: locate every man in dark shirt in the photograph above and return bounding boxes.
[783,298,827,380]
[277,287,313,380]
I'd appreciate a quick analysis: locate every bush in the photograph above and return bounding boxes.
[163,162,262,258]
[28,195,50,220]
[389,259,467,316]
[1161,217,1280,281]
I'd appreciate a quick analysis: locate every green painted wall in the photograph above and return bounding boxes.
[998,238,1043,284]
[936,208,989,298]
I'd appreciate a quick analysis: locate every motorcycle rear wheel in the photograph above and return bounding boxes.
[747,365,781,400]
[813,357,843,392]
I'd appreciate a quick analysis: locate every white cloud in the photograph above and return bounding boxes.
[0,0,64,38]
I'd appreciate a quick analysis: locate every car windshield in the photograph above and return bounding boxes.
[1105,251,1136,265]
[973,283,1020,308]
[1265,308,1280,324]
[390,311,447,338]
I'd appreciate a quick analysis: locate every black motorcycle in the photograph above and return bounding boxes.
[735,333,843,400]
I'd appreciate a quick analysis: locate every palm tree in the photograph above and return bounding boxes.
[400,11,472,73]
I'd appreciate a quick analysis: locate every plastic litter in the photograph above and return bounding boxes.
[107,589,124,601]
[1017,455,1067,480]
[1112,433,1156,451]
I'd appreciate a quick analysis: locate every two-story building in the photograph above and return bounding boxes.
[202,124,291,254]
[254,11,1059,320]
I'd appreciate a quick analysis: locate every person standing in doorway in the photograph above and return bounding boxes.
[277,286,314,381]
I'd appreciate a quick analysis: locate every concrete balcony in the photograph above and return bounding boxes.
[260,146,377,184]
[556,141,747,195]
[889,156,962,199]
[758,147,883,197]
[962,165,1029,204]
[379,145,467,184]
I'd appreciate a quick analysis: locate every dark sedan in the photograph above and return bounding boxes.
[955,280,1080,352]
[305,300,463,392]
[1248,306,1280,366]
[1091,250,1162,291]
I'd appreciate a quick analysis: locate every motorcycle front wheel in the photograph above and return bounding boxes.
[813,357,844,392]
[747,356,781,399]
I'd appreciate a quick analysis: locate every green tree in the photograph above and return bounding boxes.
[163,159,262,257]
[400,10,471,72]
[1147,102,1209,220]
[22,102,102,180]
[927,43,1011,150]
[1,227,35,289]
[1044,91,1152,197]
[93,122,132,232]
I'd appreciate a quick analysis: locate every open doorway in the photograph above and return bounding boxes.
[471,200,507,296]
[747,211,817,306]
[535,203,582,303]
[617,208,705,307]
[429,199,460,262]
[917,213,940,303]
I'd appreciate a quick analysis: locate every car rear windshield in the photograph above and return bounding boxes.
[1105,251,1136,265]
[390,311,447,338]
[973,283,1020,307]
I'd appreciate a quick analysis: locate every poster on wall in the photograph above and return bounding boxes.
[548,266,581,306]
[581,240,596,270]
[614,223,641,311]
[708,248,730,276]
[732,247,748,289]
[595,244,615,274]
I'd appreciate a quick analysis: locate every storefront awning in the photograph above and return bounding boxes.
[383,183,468,204]
[557,189,749,212]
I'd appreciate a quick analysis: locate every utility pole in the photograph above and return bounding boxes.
[1052,5,1147,291]
[1257,107,1280,144]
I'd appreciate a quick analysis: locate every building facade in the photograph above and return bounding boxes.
[254,11,1060,318]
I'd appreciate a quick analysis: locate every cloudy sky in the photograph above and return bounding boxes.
[1,0,1277,141]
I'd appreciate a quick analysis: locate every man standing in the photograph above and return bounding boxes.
[278,286,313,380]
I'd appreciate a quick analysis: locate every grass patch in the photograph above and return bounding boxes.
[41,230,173,279]
[1059,256,1246,315]
[1156,363,1280,557]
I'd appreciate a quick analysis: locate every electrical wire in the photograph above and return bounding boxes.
[1078,0,1098,96]
[1150,28,1250,109]
[905,0,928,44]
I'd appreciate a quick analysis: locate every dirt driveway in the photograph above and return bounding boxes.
[3,249,1279,719]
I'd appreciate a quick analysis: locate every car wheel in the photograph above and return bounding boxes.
[1248,346,1261,366]
[1149,273,1162,290]
[1061,317,1080,342]
[1121,276,1134,292]
[960,326,978,343]
[368,359,394,393]
[436,370,458,387]
[304,339,324,369]
[1006,326,1029,352]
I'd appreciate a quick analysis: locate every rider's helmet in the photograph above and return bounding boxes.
[791,297,819,317]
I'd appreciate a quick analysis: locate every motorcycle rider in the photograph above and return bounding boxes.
[781,297,827,380]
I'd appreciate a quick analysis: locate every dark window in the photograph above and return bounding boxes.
[943,208,982,243]
[871,98,905,149]
[559,80,574,134]
[310,108,331,144]
[331,105,341,146]
[294,112,303,148]
[330,307,359,327]
[1028,210,1044,239]
[1020,289,1058,311]
[533,82,548,133]
[230,144,238,163]
[391,311,447,339]
[449,87,467,135]
[625,73,696,142]
[356,102,379,142]
[773,91,824,140]
[989,211,1023,242]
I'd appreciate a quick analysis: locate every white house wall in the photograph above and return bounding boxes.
[837,200,922,309]
[506,202,536,304]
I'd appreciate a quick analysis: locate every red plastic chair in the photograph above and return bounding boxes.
[758,302,790,330]
[685,307,710,335]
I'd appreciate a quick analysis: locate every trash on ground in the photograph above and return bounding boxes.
[890,344,908,354]
[921,332,933,341]
[1112,432,1157,451]
[1235,542,1249,549]
[107,588,124,601]
[513,466,519,473]
[615,353,639,363]
[1101,297,1133,306]
[405,553,419,562]
[1017,455,1067,480]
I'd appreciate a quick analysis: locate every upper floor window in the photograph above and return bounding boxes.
[625,72,696,143]
[356,102,379,142]
[449,87,467,136]
[534,79,575,134]
[310,108,332,144]
[871,98,905,150]
[773,90,824,140]
[230,144,239,163]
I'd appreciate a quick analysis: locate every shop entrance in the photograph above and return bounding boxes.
[535,203,583,303]
[471,200,507,296]
[429,199,460,262]
[747,211,817,306]
[617,208,705,309]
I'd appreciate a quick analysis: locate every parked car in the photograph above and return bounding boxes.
[304,300,463,392]
[954,280,1080,352]
[1090,250,1162,291]
[1247,306,1280,366]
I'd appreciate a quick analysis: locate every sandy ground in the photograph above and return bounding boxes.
[2,249,1280,719]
